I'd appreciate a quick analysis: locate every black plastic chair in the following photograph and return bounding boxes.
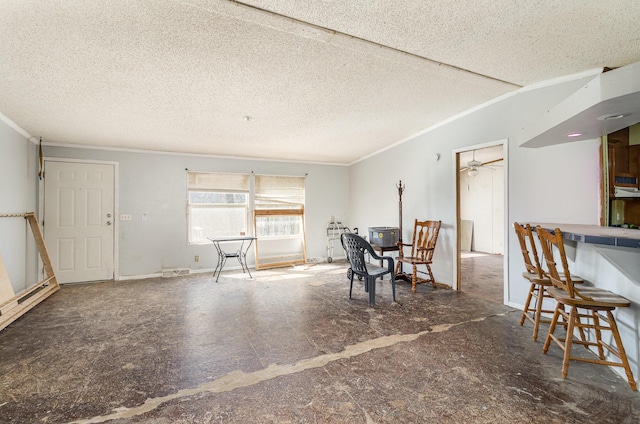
[341,233,396,307]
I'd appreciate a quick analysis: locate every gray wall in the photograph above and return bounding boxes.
[0,120,38,293]
[42,146,349,278]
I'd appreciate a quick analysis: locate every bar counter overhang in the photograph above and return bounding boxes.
[530,223,640,289]
[532,223,640,249]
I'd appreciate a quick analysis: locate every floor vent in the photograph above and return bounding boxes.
[161,268,190,278]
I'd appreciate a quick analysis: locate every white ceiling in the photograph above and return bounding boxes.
[2,1,640,165]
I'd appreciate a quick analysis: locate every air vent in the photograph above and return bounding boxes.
[161,268,190,278]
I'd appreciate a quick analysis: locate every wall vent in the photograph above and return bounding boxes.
[161,268,190,278]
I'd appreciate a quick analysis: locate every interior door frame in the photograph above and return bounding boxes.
[38,157,119,282]
[452,139,509,304]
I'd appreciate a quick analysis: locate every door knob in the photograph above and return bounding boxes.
[107,221,112,225]
[107,213,112,218]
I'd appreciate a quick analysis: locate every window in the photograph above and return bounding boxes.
[254,175,305,238]
[186,172,306,266]
[253,175,306,269]
[187,172,249,243]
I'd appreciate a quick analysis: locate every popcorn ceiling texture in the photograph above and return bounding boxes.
[1,0,639,164]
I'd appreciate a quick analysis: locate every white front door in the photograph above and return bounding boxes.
[44,161,115,283]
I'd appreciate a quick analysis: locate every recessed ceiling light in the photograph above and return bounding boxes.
[597,113,628,121]
[567,132,582,138]
[243,116,253,122]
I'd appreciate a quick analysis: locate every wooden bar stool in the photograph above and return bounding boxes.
[514,222,556,341]
[514,222,584,341]
[536,226,637,391]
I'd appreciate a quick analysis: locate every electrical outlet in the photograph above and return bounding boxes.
[194,255,199,262]
[141,213,148,221]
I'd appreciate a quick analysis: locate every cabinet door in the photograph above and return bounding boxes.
[608,145,615,195]
[629,145,640,188]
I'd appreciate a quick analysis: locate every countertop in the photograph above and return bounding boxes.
[531,223,640,248]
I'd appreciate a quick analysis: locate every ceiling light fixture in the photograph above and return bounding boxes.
[597,113,628,121]
[243,115,253,122]
[467,167,479,177]
[567,132,582,138]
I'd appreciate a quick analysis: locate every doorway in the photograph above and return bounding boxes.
[454,141,507,303]
[43,160,116,284]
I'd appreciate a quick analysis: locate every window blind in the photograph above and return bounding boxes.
[254,175,305,209]
[187,172,249,192]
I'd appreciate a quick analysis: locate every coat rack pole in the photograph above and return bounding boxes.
[396,180,405,244]
[395,180,411,281]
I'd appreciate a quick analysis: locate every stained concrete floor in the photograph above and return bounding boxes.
[461,253,504,303]
[1,261,639,423]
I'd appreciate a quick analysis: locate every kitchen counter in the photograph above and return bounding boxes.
[531,223,640,249]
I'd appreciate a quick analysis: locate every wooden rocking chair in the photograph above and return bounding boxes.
[396,219,441,292]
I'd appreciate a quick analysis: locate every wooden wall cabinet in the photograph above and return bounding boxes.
[607,127,640,227]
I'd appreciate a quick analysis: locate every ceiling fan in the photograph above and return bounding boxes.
[460,150,502,177]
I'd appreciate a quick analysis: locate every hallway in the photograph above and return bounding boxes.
[0,262,638,423]
[461,252,504,303]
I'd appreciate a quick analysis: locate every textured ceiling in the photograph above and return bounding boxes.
[1,1,640,164]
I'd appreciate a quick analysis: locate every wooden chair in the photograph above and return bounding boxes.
[514,223,587,341]
[536,226,637,390]
[396,219,441,292]
[341,233,396,307]
[514,222,556,341]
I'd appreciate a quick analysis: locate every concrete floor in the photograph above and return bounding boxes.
[461,253,505,304]
[1,261,638,423]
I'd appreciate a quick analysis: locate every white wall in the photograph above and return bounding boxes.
[349,72,640,383]
[0,119,38,293]
[460,161,504,254]
[349,73,600,297]
[42,145,349,278]
[572,243,640,382]
[507,138,601,303]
